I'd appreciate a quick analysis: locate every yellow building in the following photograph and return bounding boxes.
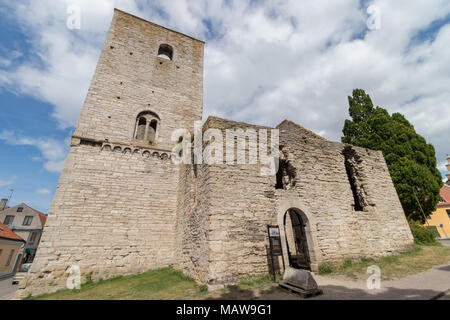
[0,222,26,278]
[425,157,450,239]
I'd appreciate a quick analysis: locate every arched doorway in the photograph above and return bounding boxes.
[283,209,311,270]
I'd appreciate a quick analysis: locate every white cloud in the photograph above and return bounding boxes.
[0,130,69,174]
[0,0,449,168]
[0,176,16,188]
[36,188,51,195]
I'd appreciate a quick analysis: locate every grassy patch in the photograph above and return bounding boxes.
[238,273,281,289]
[29,267,282,300]
[29,244,449,300]
[318,263,336,274]
[30,266,208,300]
[318,244,450,280]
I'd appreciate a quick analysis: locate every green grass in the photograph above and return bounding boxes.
[318,244,450,280]
[30,266,209,300]
[29,244,450,300]
[29,266,283,300]
[238,272,282,289]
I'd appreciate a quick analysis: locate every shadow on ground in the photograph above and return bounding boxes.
[256,284,447,300]
[206,285,278,300]
[436,265,450,272]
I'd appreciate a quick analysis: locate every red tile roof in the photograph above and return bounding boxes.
[0,222,25,242]
[438,185,450,207]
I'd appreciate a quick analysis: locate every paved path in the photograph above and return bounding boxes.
[0,277,18,300]
[439,239,450,247]
[261,264,450,300]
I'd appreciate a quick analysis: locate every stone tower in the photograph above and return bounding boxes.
[16,9,204,297]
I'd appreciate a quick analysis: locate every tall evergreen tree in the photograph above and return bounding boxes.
[342,89,442,222]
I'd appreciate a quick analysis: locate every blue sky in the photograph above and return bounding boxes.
[0,0,450,212]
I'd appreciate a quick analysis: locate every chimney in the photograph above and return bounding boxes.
[0,198,7,211]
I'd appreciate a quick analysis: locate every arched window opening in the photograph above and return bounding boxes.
[158,44,173,60]
[148,120,158,143]
[136,117,147,140]
[134,111,160,144]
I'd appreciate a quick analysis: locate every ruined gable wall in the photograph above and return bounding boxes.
[348,145,414,256]
[199,120,414,287]
[278,124,413,265]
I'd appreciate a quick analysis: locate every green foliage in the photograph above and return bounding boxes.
[409,220,439,245]
[238,272,281,288]
[342,259,353,268]
[342,89,443,222]
[318,263,336,274]
[29,266,205,300]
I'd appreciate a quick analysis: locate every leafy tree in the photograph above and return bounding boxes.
[342,89,442,222]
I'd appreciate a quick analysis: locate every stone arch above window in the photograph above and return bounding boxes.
[133,111,160,144]
[158,44,173,60]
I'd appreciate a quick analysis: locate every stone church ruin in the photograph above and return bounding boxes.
[15,9,413,298]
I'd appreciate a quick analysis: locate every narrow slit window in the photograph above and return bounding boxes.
[342,146,366,211]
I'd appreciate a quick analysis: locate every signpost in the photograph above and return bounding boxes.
[267,225,285,282]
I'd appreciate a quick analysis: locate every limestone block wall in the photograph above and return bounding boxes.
[186,118,413,286]
[204,164,277,285]
[277,125,414,264]
[350,145,414,256]
[176,163,211,283]
[15,144,179,298]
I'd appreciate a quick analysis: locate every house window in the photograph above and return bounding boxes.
[3,215,14,225]
[29,232,38,244]
[17,207,23,212]
[158,44,173,60]
[5,249,14,266]
[447,209,450,219]
[23,216,33,226]
[28,232,36,244]
[0,249,3,257]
